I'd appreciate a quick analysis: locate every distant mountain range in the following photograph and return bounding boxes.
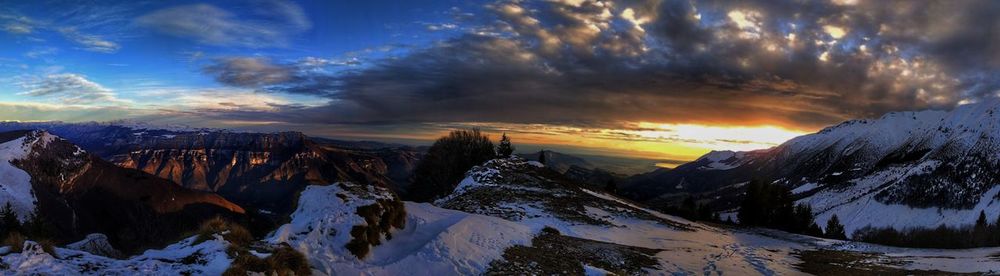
[516,150,661,176]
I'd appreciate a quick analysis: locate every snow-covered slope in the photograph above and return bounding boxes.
[0,130,245,254]
[626,100,1000,234]
[0,131,54,221]
[7,173,1000,274]
[0,235,232,275]
[267,182,534,275]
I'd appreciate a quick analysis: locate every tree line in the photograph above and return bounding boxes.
[729,179,1000,249]
[852,210,1000,249]
[0,203,56,254]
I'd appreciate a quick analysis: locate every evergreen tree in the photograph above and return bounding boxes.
[805,222,824,237]
[408,129,497,202]
[792,204,815,233]
[738,180,768,226]
[496,133,515,157]
[0,203,20,237]
[697,204,713,221]
[974,210,989,246]
[604,179,617,194]
[824,214,847,240]
[681,196,697,219]
[23,211,52,240]
[738,180,822,236]
[538,150,547,165]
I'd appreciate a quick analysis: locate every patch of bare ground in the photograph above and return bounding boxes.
[485,228,662,275]
[794,249,977,275]
[438,158,692,231]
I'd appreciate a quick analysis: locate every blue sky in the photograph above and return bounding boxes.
[1,0,996,163]
[0,0,477,111]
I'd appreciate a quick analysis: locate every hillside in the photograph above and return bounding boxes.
[622,100,1000,236]
[3,157,1000,274]
[0,122,421,214]
[0,130,244,253]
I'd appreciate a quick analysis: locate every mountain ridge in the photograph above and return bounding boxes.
[622,100,1000,235]
[0,130,245,253]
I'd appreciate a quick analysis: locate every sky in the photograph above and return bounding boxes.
[1,0,997,166]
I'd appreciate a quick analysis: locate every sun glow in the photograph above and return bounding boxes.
[435,122,812,167]
[630,122,807,150]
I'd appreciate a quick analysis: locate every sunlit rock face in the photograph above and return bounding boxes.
[109,131,404,214]
[0,130,244,254]
[0,122,422,214]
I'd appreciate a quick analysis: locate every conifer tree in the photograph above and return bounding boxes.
[24,211,52,240]
[604,179,617,194]
[0,203,20,237]
[824,214,847,240]
[974,210,989,246]
[496,133,515,157]
[409,129,497,202]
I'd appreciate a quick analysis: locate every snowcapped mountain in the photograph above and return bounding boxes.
[623,100,1000,235]
[0,131,47,222]
[0,130,244,253]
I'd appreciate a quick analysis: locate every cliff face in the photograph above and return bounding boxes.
[2,130,244,253]
[105,131,422,213]
[0,122,423,213]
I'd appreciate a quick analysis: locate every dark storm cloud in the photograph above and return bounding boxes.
[202,0,1000,130]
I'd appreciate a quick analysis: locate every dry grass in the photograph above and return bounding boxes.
[345,199,406,259]
[266,245,311,276]
[222,245,268,276]
[485,228,661,275]
[2,232,24,253]
[794,249,977,275]
[35,239,57,257]
[223,244,311,276]
[194,217,254,247]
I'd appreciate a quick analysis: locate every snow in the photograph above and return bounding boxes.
[4,178,1000,274]
[678,100,1000,234]
[791,183,818,194]
[695,150,744,170]
[1,235,232,275]
[525,160,544,167]
[0,132,48,221]
[799,160,997,236]
[583,264,611,275]
[269,183,533,276]
[266,183,389,271]
[271,180,810,275]
[66,234,120,258]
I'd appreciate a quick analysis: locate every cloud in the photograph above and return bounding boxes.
[0,13,34,34]
[0,102,138,122]
[136,0,311,48]
[57,28,120,53]
[202,57,295,87]
[24,47,58,58]
[2,23,31,34]
[192,0,1000,132]
[422,22,459,31]
[19,73,127,105]
[0,10,123,53]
